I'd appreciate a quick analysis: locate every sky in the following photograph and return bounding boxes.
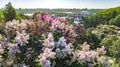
[0,0,120,9]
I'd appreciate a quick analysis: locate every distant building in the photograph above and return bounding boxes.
[73,17,84,26]
[80,11,93,16]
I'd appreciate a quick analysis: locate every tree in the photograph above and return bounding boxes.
[84,7,120,28]
[109,14,120,27]
[4,2,17,22]
[0,10,5,22]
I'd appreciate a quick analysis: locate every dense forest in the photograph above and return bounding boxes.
[0,2,120,67]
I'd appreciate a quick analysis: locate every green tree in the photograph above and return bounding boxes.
[100,35,120,64]
[3,2,17,22]
[84,7,120,28]
[85,27,101,49]
[0,10,5,22]
[109,14,120,27]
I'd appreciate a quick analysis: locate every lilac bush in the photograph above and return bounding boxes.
[38,33,111,67]
[0,13,113,67]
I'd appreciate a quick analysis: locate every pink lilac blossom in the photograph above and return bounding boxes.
[36,13,53,23]
[50,19,77,43]
[35,13,77,43]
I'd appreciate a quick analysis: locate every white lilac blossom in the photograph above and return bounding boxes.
[82,42,90,51]
[39,34,73,67]
[78,51,87,63]
[43,33,54,48]
[7,43,20,54]
[38,48,56,67]
[0,44,4,54]
[5,20,19,30]
[55,37,73,58]
[71,50,80,62]
[20,20,28,30]
[50,21,65,31]
[39,33,110,67]
[15,30,29,45]
[1,43,20,66]
[97,46,106,55]
[71,43,107,64]
[72,50,97,63]
[40,58,51,67]
[57,36,67,47]
[39,48,56,60]
[98,56,108,64]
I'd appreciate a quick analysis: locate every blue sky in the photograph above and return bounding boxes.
[0,0,120,9]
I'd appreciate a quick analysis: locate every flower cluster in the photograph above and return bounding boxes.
[38,48,56,67]
[71,42,107,64]
[38,33,72,67]
[38,33,111,67]
[38,33,56,67]
[55,37,72,58]
[50,18,77,43]
[15,30,29,45]
[35,13,77,43]
[5,20,19,30]
[0,44,4,54]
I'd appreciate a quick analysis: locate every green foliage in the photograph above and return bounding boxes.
[100,35,120,57]
[3,2,18,22]
[0,10,5,23]
[100,35,120,64]
[85,27,101,49]
[90,24,120,64]
[84,7,120,28]
[109,14,120,27]
[92,24,120,40]
[0,22,6,36]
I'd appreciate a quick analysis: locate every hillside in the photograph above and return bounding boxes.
[84,6,120,28]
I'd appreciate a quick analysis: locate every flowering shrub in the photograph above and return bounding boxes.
[38,33,111,67]
[34,13,78,43]
[0,13,112,67]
